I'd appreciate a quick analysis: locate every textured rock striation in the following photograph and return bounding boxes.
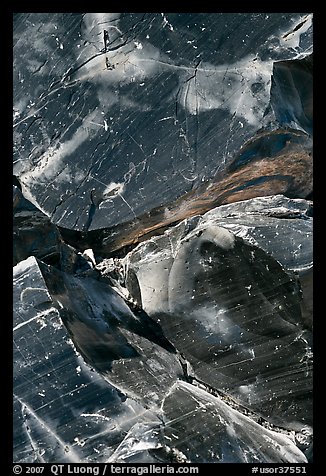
[13,13,313,464]
[14,13,312,252]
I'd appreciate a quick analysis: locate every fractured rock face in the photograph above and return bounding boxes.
[13,193,313,463]
[104,381,309,464]
[123,196,313,435]
[37,261,184,407]
[161,381,308,463]
[14,13,312,253]
[13,185,61,266]
[13,11,313,465]
[13,256,161,463]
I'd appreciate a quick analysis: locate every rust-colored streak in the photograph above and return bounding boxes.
[222,178,289,205]
[210,149,312,206]
[159,147,311,224]
[100,139,312,253]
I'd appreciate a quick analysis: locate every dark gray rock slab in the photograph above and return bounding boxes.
[161,381,307,463]
[13,12,313,464]
[195,194,313,274]
[14,13,312,253]
[13,256,159,463]
[13,186,61,266]
[271,54,313,134]
[13,185,98,274]
[106,380,309,464]
[37,261,185,408]
[122,197,313,434]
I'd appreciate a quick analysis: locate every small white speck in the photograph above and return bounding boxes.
[76,366,82,374]
[161,13,174,31]
[74,437,86,447]
[60,43,64,50]
[104,120,108,132]
[245,284,252,295]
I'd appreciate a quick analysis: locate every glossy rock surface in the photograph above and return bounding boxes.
[13,256,165,463]
[14,13,312,252]
[13,185,61,266]
[161,381,307,463]
[13,12,313,464]
[122,197,313,434]
[38,260,184,406]
[13,254,310,463]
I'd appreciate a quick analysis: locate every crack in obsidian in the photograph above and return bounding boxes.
[13,12,313,464]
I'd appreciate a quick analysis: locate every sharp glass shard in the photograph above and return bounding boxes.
[161,381,308,463]
[13,257,159,462]
[37,260,184,407]
[14,13,312,252]
[123,211,312,433]
[13,12,313,463]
